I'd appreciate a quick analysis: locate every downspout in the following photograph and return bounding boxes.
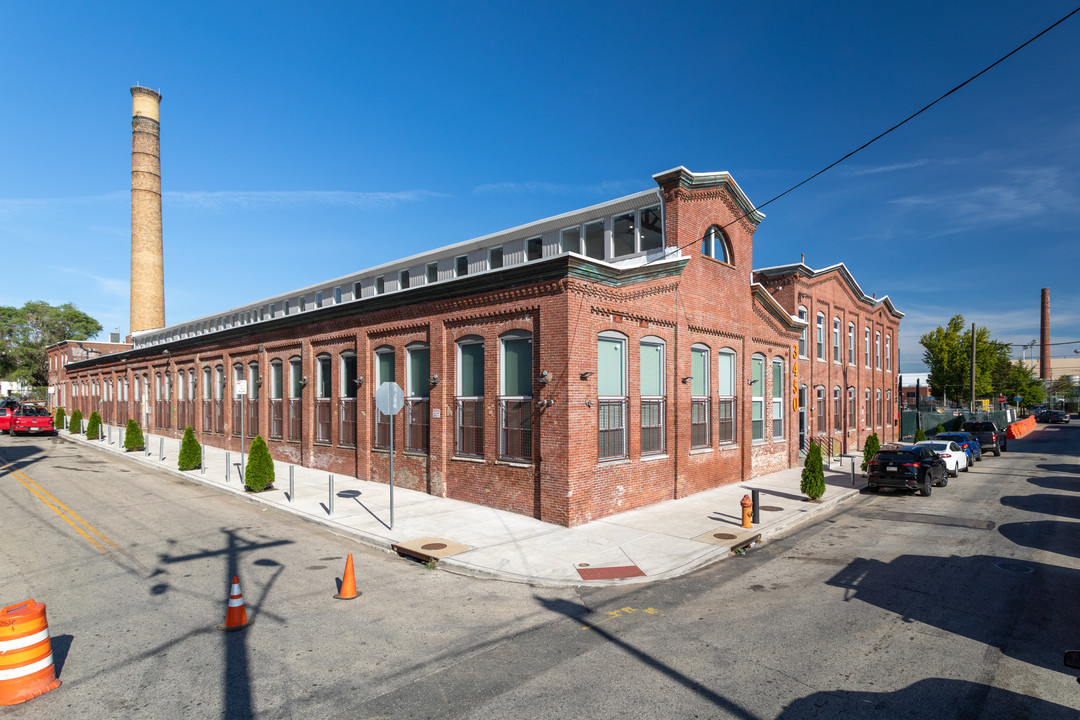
[673,284,680,499]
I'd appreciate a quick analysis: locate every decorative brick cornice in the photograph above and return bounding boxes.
[589,306,675,328]
[688,325,744,340]
[444,308,536,328]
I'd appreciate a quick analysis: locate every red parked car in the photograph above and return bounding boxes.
[0,399,20,434]
[11,404,55,436]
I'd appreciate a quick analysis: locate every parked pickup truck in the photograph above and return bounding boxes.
[961,420,1007,456]
[11,404,55,436]
[0,399,20,434]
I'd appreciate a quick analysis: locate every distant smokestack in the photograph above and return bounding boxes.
[130,86,165,333]
[1041,288,1050,380]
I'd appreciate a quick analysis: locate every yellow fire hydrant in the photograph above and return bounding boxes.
[740,494,753,529]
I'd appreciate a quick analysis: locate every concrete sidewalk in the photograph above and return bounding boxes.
[58,423,868,586]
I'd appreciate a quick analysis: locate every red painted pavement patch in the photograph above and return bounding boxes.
[577,565,646,581]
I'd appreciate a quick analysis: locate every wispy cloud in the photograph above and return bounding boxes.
[56,267,128,297]
[0,192,126,218]
[849,159,931,176]
[473,180,642,197]
[164,189,448,210]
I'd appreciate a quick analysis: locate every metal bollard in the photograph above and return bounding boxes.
[226,451,230,483]
[751,489,760,524]
[200,445,205,475]
[851,458,856,485]
[289,465,294,503]
[159,437,164,462]
[328,474,334,516]
[108,426,112,445]
[146,435,152,457]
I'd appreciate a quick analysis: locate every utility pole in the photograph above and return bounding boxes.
[970,322,977,412]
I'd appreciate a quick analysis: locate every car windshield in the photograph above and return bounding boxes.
[922,442,949,451]
[963,422,995,431]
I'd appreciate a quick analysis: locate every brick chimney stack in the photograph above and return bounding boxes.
[1041,288,1050,380]
[130,86,165,333]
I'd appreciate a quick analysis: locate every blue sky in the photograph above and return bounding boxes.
[2,1,1078,373]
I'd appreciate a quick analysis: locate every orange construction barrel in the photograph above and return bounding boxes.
[0,599,61,705]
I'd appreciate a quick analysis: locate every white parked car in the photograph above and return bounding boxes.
[915,440,969,478]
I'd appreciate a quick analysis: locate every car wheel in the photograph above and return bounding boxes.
[938,473,949,487]
[950,466,958,478]
[962,462,969,472]
[867,485,880,493]
[994,447,1001,456]
[919,475,932,496]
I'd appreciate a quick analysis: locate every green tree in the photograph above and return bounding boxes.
[934,422,945,435]
[85,411,102,440]
[123,419,145,451]
[862,432,880,471]
[244,435,275,492]
[178,426,201,471]
[801,441,826,501]
[54,407,66,430]
[68,408,83,434]
[914,427,926,442]
[920,315,1011,404]
[0,301,102,387]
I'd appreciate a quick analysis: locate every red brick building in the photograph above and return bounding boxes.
[752,263,903,455]
[51,167,900,526]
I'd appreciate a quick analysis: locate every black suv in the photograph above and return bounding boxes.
[961,421,1007,455]
[866,444,947,496]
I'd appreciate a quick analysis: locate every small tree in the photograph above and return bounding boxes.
[178,426,201,471]
[68,409,84,434]
[914,427,926,442]
[244,434,275,492]
[934,422,945,435]
[54,407,66,430]
[862,432,880,471]
[801,441,826,501]
[123,419,145,451]
[85,411,102,440]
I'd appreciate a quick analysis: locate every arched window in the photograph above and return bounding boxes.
[751,354,765,442]
[848,386,856,430]
[771,357,784,439]
[833,386,842,433]
[690,343,711,448]
[875,331,882,369]
[641,337,666,454]
[832,318,841,363]
[499,331,533,461]
[597,331,628,460]
[315,353,332,444]
[865,388,872,428]
[406,342,431,453]
[864,327,871,368]
[886,390,892,426]
[816,386,826,434]
[847,323,855,365]
[456,336,485,457]
[816,313,825,361]
[269,359,284,440]
[287,356,302,442]
[717,348,736,445]
[701,225,731,263]
[885,334,892,372]
[339,351,357,447]
[876,389,882,427]
[798,307,808,358]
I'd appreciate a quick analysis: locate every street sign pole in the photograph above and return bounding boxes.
[388,407,394,529]
[375,381,405,530]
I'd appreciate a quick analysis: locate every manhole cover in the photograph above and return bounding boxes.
[760,506,783,512]
[995,561,1034,574]
[713,533,738,540]
[421,543,447,551]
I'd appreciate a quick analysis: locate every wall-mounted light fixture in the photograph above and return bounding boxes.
[537,370,550,385]
[354,376,364,387]
[299,376,308,388]
[681,376,693,384]
[429,374,439,386]
[580,371,595,381]
[747,378,760,386]
[585,399,593,408]
[256,375,263,387]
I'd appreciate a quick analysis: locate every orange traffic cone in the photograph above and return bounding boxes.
[334,553,361,600]
[216,575,252,631]
[0,599,61,706]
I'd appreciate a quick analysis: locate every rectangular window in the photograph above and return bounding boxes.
[848,324,855,365]
[584,220,605,260]
[833,388,842,432]
[406,345,431,453]
[455,255,469,277]
[500,336,532,461]
[876,332,882,369]
[315,291,323,307]
[876,389,882,427]
[456,342,484,457]
[400,270,410,289]
[847,387,855,430]
[334,287,342,304]
[560,227,580,254]
[886,390,892,426]
[639,205,663,251]
[489,247,503,269]
[886,335,892,372]
[718,350,735,445]
[426,262,438,283]
[865,328,871,368]
[375,277,385,295]
[640,341,665,455]
[613,213,635,257]
[771,360,783,438]
[798,308,807,358]
[339,354,357,446]
[865,389,872,429]
[353,282,361,299]
[751,357,764,441]
[374,350,394,449]
[526,237,543,261]
[833,319,841,363]
[598,336,627,460]
[816,315,824,361]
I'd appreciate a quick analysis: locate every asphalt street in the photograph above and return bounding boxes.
[1,424,1078,719]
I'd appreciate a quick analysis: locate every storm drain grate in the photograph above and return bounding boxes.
[421,543,448,551]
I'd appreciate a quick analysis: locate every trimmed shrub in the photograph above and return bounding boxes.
[244,434,275,492]
[862,432,880,471]
[914,427,926,442]
[934,422,945,435]
[54,407,66,430]
[178,426,201,471]
[85,411,102,440]
[123,419,145,451]
[801,441,826,501]
[68,409,84,434]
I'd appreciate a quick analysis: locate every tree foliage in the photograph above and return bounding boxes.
[0,301,102,386]
[68,408,84,434]
[914,427,926,442]
[920,314,1043,405]
[801,441,826,501]
[862,432,880,471]
[178,426,201,471]
[85,411,102,440]
[123,419,145,451]
[54,407,66,430]
[244,435,275,492]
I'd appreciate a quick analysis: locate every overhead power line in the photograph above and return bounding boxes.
[667,5,1080,255]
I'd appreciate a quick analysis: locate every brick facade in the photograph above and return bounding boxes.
[50,168,901,526]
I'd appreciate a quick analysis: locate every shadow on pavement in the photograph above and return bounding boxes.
[776,677,1077,719]
[1028,476,1080,493]
[826,554,1078,675]
[998,519,1080,560]
[1001,492,1080,521]
[1038,463,1080,476]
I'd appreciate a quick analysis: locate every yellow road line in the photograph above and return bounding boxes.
[2,462,119,554]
